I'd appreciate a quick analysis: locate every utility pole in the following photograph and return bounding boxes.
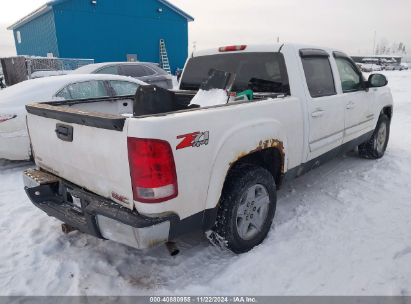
[373,31,377,55]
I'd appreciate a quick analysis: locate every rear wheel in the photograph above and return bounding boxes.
[359,114,390,159]
[210,164,277,253]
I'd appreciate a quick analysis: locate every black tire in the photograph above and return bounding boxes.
[211,164,277,254]
[359,114,390,159]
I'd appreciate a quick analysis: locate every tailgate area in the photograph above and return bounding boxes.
[27,107,134,209]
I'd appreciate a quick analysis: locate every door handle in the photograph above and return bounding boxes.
[346,101,355,110]
[55,123,73,142]
[311,110,325,118]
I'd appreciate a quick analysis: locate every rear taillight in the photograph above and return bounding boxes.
[219,45,247,52]
[127,138,178,203]
[0,114,17,123]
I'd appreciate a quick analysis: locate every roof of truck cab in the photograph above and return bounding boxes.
[191,43,342,57]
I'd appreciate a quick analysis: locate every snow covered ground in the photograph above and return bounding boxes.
[1,71,411,296]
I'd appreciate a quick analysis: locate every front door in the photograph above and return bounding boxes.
[334,55,373,143]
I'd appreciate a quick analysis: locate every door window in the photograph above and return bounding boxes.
[55,87,72,99]
[141,65,157,76]
[302,57,336,98]
[335,58,363,93]
[119,65,149,77]
[109,80,139,96]
[58,81,109,100]
[96,65,119,75]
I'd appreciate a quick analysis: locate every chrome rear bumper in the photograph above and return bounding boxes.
[23,169,177,249]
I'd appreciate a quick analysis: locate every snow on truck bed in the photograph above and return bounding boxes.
[1,71,411,296]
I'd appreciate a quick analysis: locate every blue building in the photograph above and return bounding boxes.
[7,0,193,73]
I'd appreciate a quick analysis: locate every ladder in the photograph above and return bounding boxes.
[159,39,172,74]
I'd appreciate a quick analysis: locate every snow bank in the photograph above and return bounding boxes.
[30,70,71,79]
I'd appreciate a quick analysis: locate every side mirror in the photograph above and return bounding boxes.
[368,74,388,88]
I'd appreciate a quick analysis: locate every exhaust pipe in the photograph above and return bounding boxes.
[165,242,180,256]
[61,223,77,234]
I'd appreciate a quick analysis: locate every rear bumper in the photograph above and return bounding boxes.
[23,169,179,249]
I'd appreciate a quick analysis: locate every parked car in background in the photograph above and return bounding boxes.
[30,70,70,79]
[0,74,145,161]
[361,63,382,72]
[400,63,409,70]
[356,62,364,71]
[385,63,406,71]
[73,62,174,90]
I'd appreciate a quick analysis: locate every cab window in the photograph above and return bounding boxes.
[301,56,336,98]
[335,57,363,93]
[180,52,290,94]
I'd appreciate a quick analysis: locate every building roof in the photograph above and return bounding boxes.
[7,4,51,30]
[157,0,194,21]
[7,0,194,30]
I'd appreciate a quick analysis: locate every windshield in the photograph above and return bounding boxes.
[180,52,289,94]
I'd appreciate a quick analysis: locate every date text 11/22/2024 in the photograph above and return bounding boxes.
[149,296,257,303]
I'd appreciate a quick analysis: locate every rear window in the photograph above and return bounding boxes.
[119,65,151,78]
[96,65,119,75]
[180,52,289,94]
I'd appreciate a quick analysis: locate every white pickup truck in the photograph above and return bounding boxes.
[24,43,393,254]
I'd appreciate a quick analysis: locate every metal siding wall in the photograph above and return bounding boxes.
[53,0,189,72]
[14,10,59,57]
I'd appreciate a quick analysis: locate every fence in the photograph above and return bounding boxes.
[0,56,95,86]
[0,56,28,86]
[27,57,94,77]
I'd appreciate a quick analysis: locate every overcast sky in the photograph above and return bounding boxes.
[1,0,410,58]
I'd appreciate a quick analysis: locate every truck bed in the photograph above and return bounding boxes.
[26,89,284,131]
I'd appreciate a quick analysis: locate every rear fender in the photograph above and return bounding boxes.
[204,119,287,210]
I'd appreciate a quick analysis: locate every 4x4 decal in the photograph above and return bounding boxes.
[177,131,209,150]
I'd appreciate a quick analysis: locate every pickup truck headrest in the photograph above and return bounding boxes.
[201,69,236,92]
[134,85,176,116]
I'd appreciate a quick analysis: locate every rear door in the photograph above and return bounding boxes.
[333,54,374,143]
[300,49,346,160]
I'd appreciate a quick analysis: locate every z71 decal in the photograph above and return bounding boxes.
[177,131,210,150]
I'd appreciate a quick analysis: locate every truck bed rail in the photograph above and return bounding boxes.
[26,102,127,131]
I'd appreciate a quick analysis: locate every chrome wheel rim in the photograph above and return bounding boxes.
[236,184,270,241]
[376,122,387,154]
